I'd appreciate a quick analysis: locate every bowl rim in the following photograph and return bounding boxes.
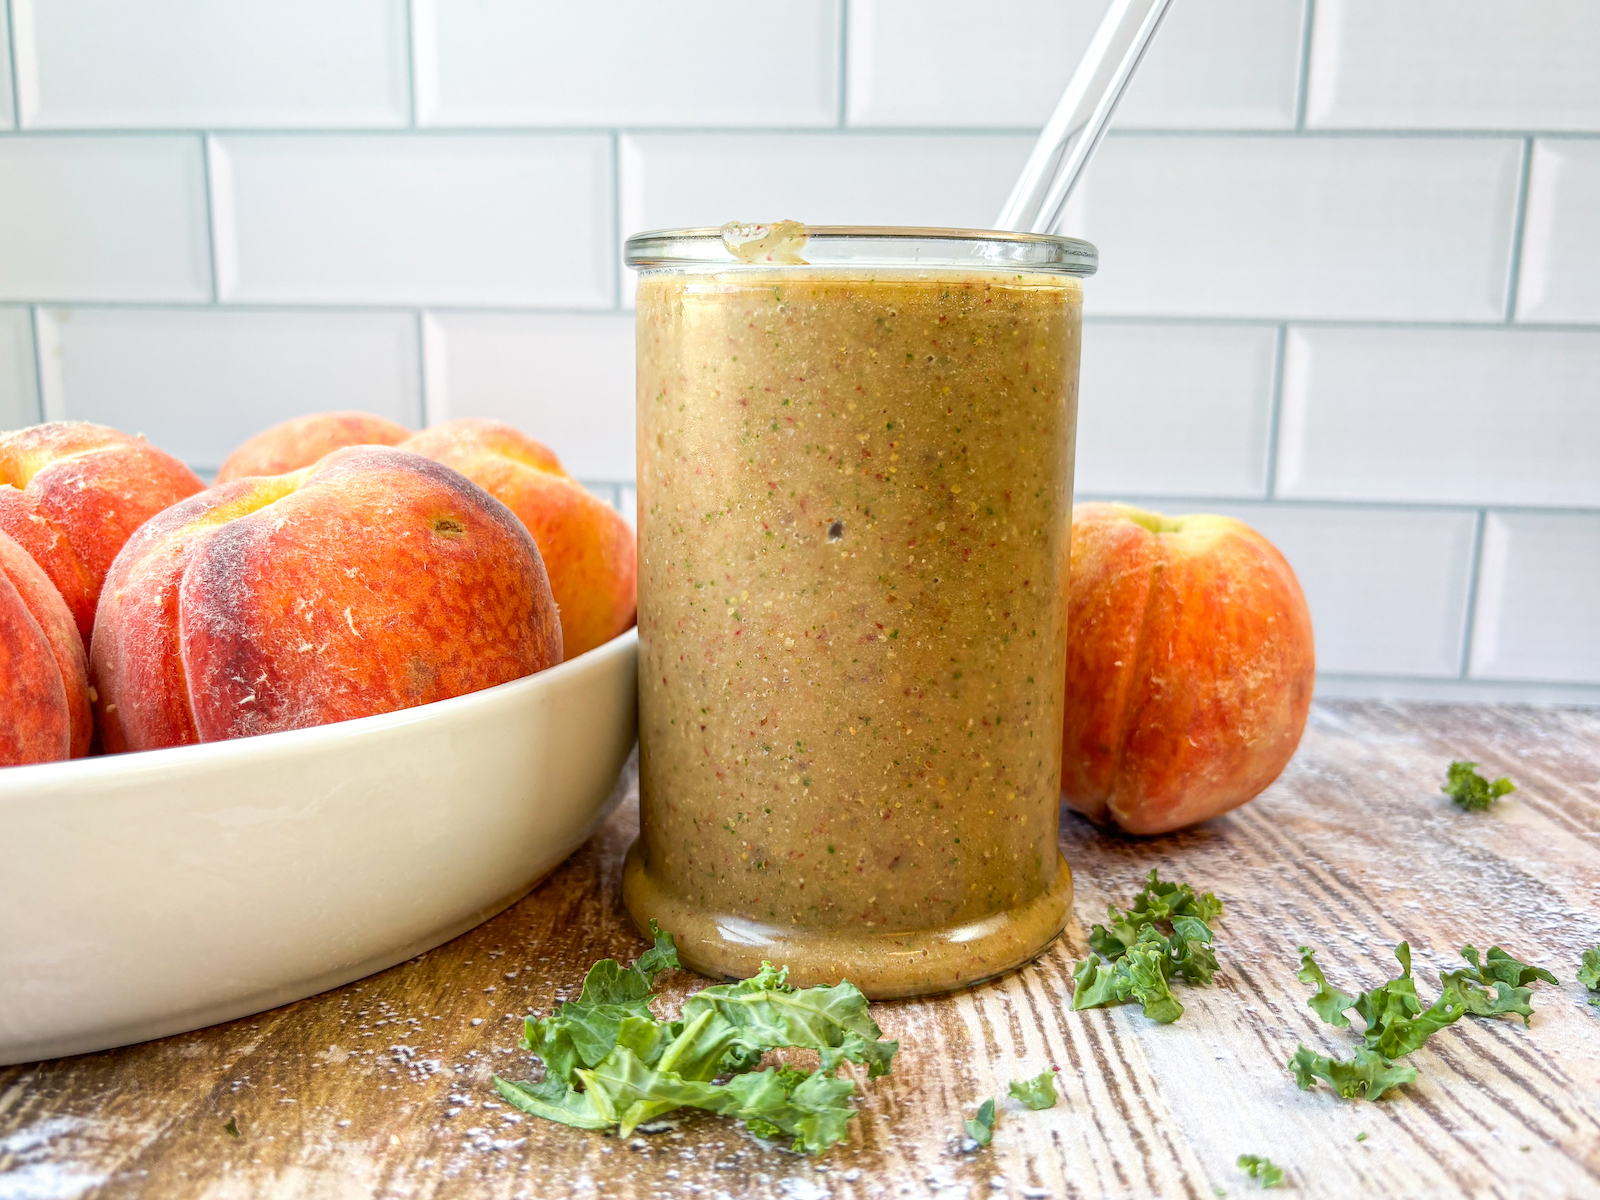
[0,626,639,795]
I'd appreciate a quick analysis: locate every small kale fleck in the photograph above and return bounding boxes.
[1072,870,1223,1024]
[964,1097,996,1148]
[1236,1153,1285,1188]
[1579,948,1600,1008]
[1007,1069,1058,1110]
[1442,760,1514,811]
[222,1117,239,1138]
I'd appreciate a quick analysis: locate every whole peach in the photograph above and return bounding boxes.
[0,531,92,765]
[216,411,412,483]
[0,422,206,643]
[92,446,562,752]
[1062,503,1314,835]
[401,419,636,661]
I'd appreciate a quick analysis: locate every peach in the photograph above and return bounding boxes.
[92,446,561,753]
[0,421,206,644]
[0,530,92,765]
[1061,503,1315,835]
[215,411,412,483]
[400,419,636,661]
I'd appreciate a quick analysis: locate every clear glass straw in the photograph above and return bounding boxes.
[994,0,1174,236]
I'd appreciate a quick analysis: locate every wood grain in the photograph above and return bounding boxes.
[4,700,1600,1199]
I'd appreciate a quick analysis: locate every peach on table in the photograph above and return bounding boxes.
[1062,502,1315,835]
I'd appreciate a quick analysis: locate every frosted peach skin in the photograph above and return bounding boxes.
[91,446,562,753]
[0,422,205,643]
[401,419,636,661]
[0,531,92,764]
[1062,503,1315,835]
[216,411,412,483]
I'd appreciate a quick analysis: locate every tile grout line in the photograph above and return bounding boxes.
[1293,0,1316,131]
[1262,323,1288,499]
[403,0,419,128]
[198,134,221,304]
[609,129,622,310]
[1502,136,1535,323]
[23,302,41,422]
[836,0,850,129]
[3,0,20,126]
[412,309,429,429]
[1457,508,1489,680]
[0,124,1597,141]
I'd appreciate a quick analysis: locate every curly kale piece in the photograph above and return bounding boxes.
[1073,870,1224,1023]
[493,924,898,1154]
[1442,760,1515,811]
[1288,1044,1417,1102]
[1007,1069,1059,1110]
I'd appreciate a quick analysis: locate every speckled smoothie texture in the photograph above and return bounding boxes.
[626,268,1082,996]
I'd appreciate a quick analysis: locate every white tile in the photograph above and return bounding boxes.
[847,0,1302,130]
[621,132,1032,233]
[1093,500,1475,678]
[618,484,637,529]
[0,7,14,128]
[11,0,408,128]
[0,308,40,428]
[1471,511,1600,685]
[415,0,838,127]
[212,134,614,307]
[422,312,634,480]
[1277,327,1600,508]
[1516,139,1600,323]
[34,307,421,471]
[1059,135,1522,320]
[1306,0,1600,131]
[0,136,211,302]
[1074,322,1276,498]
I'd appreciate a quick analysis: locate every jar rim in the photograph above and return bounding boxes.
[624,224,1097,276]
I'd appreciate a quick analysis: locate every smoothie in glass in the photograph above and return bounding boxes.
[624,225,1094,998]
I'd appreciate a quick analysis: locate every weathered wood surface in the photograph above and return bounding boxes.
[4,700,1600,1200]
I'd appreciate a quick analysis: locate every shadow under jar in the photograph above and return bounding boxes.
[624,224,1096,998]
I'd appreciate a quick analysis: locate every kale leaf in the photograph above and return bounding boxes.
[1008,1069,1059,1110]
[493,924,899,1154]
[1442,760,1515,811]
[1578,948,1600,1008]
[1073,870,1223,1023]
[964,1098,996,1148]
[1288,1044,1417,1102]
[1236,1153,1286,1188]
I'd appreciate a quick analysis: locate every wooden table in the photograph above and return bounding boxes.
[4,700,1600,1199]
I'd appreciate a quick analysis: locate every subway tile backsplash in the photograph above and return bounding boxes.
[848,0,1304,131]
[36,307,421,471]
[1517,140,1600,324]
[414,0,841,129]
[10,0,411,129]
[211,134,615,307]
[1277,326,1600,508]
[1470,512,1600,685]
[0,0,1594,703]
[0,308,36,428]
[1305,0,1600,132]
[1059,135,1524,321]
[0,136,212,302]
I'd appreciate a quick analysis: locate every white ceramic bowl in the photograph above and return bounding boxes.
[0,628,638,1065]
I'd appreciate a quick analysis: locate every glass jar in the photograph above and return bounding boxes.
[623,224,1096,998]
